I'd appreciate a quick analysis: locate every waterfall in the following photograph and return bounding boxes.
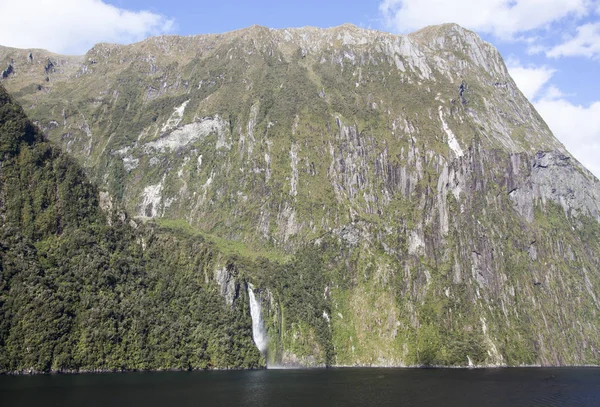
[248,284,268,355]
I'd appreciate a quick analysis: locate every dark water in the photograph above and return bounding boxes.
[1,367,599,407]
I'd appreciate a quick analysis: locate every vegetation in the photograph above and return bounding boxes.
[0,85,262,372]
[1,24,600,370]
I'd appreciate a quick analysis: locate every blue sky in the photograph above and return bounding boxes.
[1,0,599,177]
[108,0,381,34]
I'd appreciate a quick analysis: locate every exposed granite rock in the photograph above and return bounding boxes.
[215,264,239,307]
[44,59,55,74]
[1,63,13,79]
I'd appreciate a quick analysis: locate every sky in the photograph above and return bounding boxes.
[1,0,599,178]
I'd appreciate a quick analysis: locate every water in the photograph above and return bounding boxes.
[1,368,599,407]
[247,284,267,354]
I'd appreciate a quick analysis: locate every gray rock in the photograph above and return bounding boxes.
[214,264,239,307]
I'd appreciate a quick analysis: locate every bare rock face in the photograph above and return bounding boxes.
[505,151,600,223]
[1,63,13,78]
[2,23,600,367]
[215,264,239,307]
[531,152,600,220]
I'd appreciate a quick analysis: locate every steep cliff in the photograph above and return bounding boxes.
[1,23,600,367]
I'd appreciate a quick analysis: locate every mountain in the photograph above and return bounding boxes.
[0,84,263,372]
[1,23,600,368]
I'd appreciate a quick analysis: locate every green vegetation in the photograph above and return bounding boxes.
[1,24,600,370]
[261,245,334,366]
[156,218,290,263]
[0,85,262,372]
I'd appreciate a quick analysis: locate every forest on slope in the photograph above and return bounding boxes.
[0,85,263,372]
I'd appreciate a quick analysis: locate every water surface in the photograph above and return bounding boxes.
[1,367,599,406]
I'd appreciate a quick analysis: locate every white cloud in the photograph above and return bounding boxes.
[534,94,600,179]
[506,60,556,100]
[542,85,567,100]
[526,44,548,55]
[0,0,174,54]
[547,22,600,59]
[379,0,589,38]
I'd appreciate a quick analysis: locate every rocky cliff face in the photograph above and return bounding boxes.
[2,23,599,367]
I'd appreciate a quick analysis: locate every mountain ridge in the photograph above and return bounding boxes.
[0,23,570,157]
[1,23,600,368]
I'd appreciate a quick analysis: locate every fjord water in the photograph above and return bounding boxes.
[1,368,599,407]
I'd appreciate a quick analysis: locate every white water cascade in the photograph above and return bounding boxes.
[248,284,268,355]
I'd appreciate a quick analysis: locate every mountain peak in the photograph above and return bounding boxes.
[411,22,474,36]
[1,20,600,370]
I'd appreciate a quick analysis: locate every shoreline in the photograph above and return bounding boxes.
[3,363,599,376]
